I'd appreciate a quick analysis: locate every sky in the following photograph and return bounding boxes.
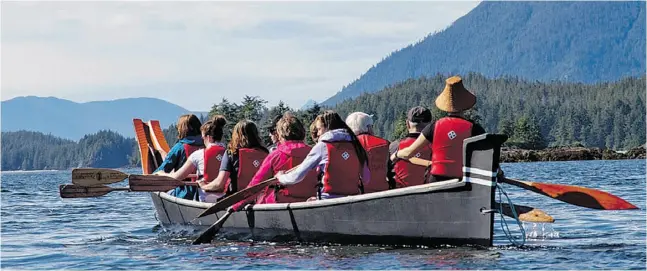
[1,1,480,111]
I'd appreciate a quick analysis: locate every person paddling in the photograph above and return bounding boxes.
[274,110,370,200]
[230,113,318,211]
[153,114,204,199]
[346,112,390,193]
[387,106,434,188]
[199,120,269,197]
[391,76,485,182]
[155,116,227,202]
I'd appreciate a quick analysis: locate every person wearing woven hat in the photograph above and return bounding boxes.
[387,106,434,188]
[346,112,390,193]
[390,76,486,182]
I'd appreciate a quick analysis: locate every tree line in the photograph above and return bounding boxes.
[2,74,644,170]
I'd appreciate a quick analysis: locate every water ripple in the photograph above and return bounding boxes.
[1,160,645,269]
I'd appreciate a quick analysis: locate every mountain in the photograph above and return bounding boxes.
[323,1,646,105]
[300,99,318,110]
[331,74,645,150]
[1,96,200,140]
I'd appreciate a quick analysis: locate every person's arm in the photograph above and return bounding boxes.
[154,143,184,173]
[391,134,431,162]
[156,159,197,180]
[200,171,230,192]
[275,142,325,185]
[200,152,233,192]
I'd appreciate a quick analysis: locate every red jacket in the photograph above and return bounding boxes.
[357,134,390,193]
[430,117,473,177]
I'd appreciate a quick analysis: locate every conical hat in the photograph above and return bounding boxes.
[435,76,476,113]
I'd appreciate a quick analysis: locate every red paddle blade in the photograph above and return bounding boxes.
[526,181,638,210]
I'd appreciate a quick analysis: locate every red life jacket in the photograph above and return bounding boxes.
[431,117,473,177]
[394,136,432,188]
[273,145,318,203]
[202,144,226,185]
[357,134,389,193]
[183,143,203,182]
[226,148,268,194]
[321,141,362,196]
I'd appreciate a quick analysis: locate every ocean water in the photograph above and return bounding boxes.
[1,159,645,269]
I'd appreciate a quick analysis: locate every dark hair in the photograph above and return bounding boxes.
[277,112,306,141]
[315,110,368,168]
[177,114,202,139]
[200,115,227,141]
[228,120,268,155]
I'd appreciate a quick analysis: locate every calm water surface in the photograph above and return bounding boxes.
[1,160,645,269]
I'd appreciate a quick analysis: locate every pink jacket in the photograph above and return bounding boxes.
[231,140,312,211]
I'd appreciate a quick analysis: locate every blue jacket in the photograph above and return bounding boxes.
[154,136,204,173]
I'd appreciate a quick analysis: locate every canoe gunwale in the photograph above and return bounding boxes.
[154,178,467,212]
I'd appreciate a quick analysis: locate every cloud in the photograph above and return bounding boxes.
[1,1,480,110]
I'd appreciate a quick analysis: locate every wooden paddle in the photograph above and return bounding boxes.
[128,174,198,192]
[61,176,198,198]
[60,184,130,198]
[497,202,554,223]
[407,157,638,210]
[196,177,279,218]
[192,210,233,245]
[72,168,129,186]
[197,166,299,218]
[500,177,638,210]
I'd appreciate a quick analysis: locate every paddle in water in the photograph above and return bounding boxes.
[192,210,234,245]
[407,157,638,210]
[500,177,638,210]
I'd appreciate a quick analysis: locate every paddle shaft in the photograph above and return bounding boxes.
[192,210,233,245]
[60,184,130,198]
[197,167,299,218]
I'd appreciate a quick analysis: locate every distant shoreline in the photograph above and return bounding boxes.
[501,145,646,163]
[0,167,140,173]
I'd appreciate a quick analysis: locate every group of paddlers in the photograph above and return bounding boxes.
[154,75,485,210]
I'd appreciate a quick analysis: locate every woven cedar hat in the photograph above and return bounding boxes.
[435,76,476,113]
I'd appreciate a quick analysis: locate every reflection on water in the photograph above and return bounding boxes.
[1,159,645,269]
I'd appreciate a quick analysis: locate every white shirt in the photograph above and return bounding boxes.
[188,142,227,202]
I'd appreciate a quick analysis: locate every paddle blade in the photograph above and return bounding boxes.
[60,184,121,198]
[128,174,193,192]
[148,120,171,154]
[197,178,278,218]
[193,211,233,245]
[503,178,639,210]
[497,202,555,223]
[72,168,128,187]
